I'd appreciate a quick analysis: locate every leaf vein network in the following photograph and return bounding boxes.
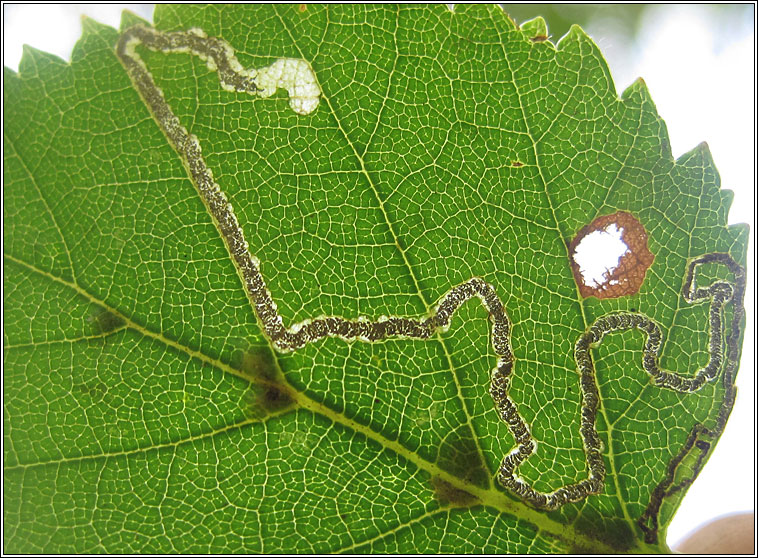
[115,23,744,521]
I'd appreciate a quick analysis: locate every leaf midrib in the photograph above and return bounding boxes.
[269,2,492,486]
[5,251,624,554]
[488,8,640,527]
[4,7,656,552]
[170,2,638,545]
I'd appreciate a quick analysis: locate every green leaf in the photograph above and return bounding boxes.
[3,5,747,553]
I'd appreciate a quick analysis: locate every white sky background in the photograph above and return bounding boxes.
[3,3,754,550]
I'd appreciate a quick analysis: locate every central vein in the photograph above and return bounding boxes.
[115,24,741,519]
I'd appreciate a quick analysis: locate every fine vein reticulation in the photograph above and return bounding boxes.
[116,25,745,516]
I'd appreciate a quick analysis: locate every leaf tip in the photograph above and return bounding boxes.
[73,13,119,66]
[560,23,590,46]
[677,140,715,168]
[695,141,713,158]
[622,77,650,100]
[77,13,118,43]
[79,13,101,33]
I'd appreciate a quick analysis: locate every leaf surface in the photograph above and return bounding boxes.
[3,5,747,553]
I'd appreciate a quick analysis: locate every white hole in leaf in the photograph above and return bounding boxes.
[572,224,630,288]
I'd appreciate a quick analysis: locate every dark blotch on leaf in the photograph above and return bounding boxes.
[437,424,490,488]
[512,160,524,167]
[90,307,125,335]
[530,34,549,42]
[261,385,295,413]
[242,382,296,420]
[236,347,296,419]
[431,477,478,507]
[572,516,636,553]
[233,346,279,382]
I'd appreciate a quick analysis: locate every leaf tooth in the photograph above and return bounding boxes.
[17,44,66,76]
[621,77,651,103]
[79,14,113,38]
[72,15,119,65]
[556,23,590,49]
[520,16,548,41]
[555,24,616,97]
[679,141,740,223]
[718,188,736,225]
[621,78,676,164]
[676,140,713,167]
[119,9,151,32]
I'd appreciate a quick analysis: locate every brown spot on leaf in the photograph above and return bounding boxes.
[298,4,307,12]
[242,382,296,420]
[437,424,490,488]
[261,385,295,413]
[569,211,654,299]
[430,477,479,507]
[530,34,549,42]
[234,347,297,419]
[234,347,278,383]
[512,160,524,167]
[573,516,636,552]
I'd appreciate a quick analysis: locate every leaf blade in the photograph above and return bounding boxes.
[3,5,746,553]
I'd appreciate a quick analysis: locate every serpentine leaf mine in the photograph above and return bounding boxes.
[116,24,745,528]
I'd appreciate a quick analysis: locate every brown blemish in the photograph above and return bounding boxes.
[298,4,307,12]
[569,211,654,299]
[573,515,636,552]
[242,381,296,420]
[430,477,479,507]
[235,347,296,419]
[530,35,549,42]
[235,346,278,383]
[259,384,295,413]
[512,160,524,167]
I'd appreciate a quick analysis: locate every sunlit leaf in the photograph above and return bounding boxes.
[3,5,747,553]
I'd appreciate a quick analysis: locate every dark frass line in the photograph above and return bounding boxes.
[116,24,745,537]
